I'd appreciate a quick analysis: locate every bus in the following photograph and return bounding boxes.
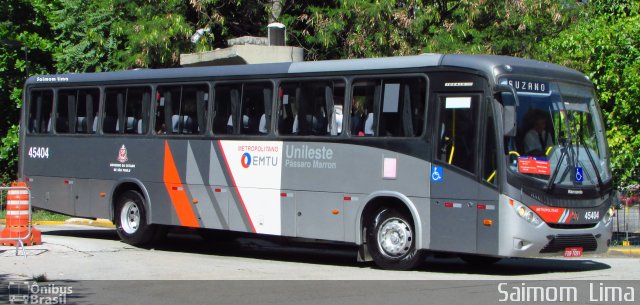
[19,54,614,270]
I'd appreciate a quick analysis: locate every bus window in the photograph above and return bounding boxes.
[241,83,271,135]
[156,84,208,135]
[28,90,53,134]
[104,87,151,134]
[351,77,425,137]
[278,80,345,136]
[56,90,74,133]
[213,82,271,135]
[213,84,241,135]
[58,89,100,134]
[482,101,498,185]
[436,95,479,174]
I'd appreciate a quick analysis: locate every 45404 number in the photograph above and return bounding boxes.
[28,146,49,159]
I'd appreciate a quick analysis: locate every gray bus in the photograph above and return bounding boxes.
[19,54,614,270]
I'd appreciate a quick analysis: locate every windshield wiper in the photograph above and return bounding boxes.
[545,139,568,193]
[578,137,604,192]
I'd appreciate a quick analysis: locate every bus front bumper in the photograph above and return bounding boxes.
[498,205,613,258]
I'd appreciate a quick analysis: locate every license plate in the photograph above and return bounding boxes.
[564,247,583,257]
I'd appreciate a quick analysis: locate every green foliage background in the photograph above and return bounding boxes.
[1,0,639,188]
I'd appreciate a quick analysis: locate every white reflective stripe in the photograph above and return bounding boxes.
[6,210,30,216]
[452,203,462,208]
[558,209,569,223]
[8,190,29,195]
[7,200,29,206]
[486,205,496,210]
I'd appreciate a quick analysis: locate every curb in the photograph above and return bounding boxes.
[607,247,640,257]
[0,218,115,228]
[64,218,115,228]
[33,220,66,225]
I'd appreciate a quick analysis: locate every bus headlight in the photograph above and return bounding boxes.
[602,207,614,225]
[510,198,542,226]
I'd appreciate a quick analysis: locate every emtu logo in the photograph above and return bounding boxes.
[241,152,252,168]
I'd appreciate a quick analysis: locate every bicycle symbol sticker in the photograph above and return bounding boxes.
[431,166,443,182]
[575,166,583,183]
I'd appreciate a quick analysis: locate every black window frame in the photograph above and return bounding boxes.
[102,85,152,135]
[154,82,210,136]
[211,80,275,136]
[348,73,428,138]
[276,78,347,137]
[27,89,54,134]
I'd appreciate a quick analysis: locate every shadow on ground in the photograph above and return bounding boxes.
[40,227,611,276]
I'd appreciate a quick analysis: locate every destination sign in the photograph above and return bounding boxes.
[507,79,549,94]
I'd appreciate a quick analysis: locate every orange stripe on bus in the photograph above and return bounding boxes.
[163,141,200,228]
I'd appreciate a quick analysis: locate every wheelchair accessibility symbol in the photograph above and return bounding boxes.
[431,166,443,182]
[575,166,583,183]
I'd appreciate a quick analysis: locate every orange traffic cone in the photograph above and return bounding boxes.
[1,182,42,246]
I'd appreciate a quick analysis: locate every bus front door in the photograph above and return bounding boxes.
[429,93,482,254]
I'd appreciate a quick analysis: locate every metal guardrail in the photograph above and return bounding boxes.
[612,205,640,246]
[0,186,32,257]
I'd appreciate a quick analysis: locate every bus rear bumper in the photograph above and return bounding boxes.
[498,211,613,258]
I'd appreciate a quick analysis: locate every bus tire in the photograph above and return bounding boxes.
[459,254,502,265]
[115,190,156,246]
[366,208,425,270]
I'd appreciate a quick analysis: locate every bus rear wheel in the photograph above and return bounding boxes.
[115,190,155,246]
[366,208,425,270]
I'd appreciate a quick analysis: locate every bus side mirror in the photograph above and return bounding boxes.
[494,84,519,137]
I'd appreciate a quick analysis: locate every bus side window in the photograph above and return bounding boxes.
[351,77,425,137]
[212,84,240,135]
[278,80,344,136]
[28,90,53,134]
[483,101,498,185]
[124,88,150,134]
[436,95,479,174]
[351,82,376,136]
[156,84,209,135]
[55,90,75,133]
[103,89,119,133]
[76,89,100,134]
[104,87,150,134]
[240,82,271,135]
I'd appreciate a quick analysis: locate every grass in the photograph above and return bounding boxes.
[0,209,71,222]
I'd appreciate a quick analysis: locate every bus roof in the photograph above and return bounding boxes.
[25,54,591,87]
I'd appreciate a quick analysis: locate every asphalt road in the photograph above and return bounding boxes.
[1,224,639,305]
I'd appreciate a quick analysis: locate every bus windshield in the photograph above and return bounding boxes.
[504,80,611,189]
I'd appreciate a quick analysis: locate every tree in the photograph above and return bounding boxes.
[50,0,194,71]
[279,0,580,60]
[0,0,55,184]
[538,0,640,187]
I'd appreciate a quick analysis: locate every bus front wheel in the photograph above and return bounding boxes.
[115,190,155,246]
[366,208,425,270]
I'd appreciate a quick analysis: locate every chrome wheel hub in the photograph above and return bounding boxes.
[377,217,412,257]
[121,201,140,234]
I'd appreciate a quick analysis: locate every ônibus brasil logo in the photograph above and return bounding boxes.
[117,145,128,163]
[241,152,251,168]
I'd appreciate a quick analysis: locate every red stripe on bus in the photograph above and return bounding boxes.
[163,141,199,228]
[218,140,256,233]
[444,202,453,208]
